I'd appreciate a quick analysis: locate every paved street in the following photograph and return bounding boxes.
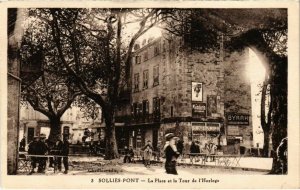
[17,156,271,175]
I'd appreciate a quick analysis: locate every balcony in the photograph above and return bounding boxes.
[115,113,161,125]
[117,89,131,104]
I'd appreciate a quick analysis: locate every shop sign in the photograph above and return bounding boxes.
[226,113,250,125]
[192,102,206,117]
[192,123,220,133]
[227,125,240,135]
[206,123,220,132]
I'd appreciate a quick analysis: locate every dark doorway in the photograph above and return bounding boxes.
[27,127,35,144]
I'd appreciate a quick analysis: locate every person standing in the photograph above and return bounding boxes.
[190,141,200,162]
[124,146,134,163]
[28,136,39,174]
[45,138,55,168]
[143,145,152,167]
[142,140,153,167]
[61,135,70,174]
[176,139,184,158]
[164,133,180,175]
[54,137,63,172]
[19,136,26,151]
[202,143,209,162]
[37,134,48,173]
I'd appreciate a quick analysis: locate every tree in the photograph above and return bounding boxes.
[20,17,81,143]
[26,8,163,159]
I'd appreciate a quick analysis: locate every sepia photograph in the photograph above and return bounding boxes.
[2,2,299,189]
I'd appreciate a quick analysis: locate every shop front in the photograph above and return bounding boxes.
[115,124,159,151]
[191,122,221,148]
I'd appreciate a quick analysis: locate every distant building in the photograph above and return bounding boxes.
[19,104,104,148]
[115,33,253,154]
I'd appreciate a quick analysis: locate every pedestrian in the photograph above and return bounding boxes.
[54,136,64,172]
[19,136,26,151]
[45,138,55,168]
[276,137,287,174]
[142,140,153,167]
[28,136,39,174]
[124,146,134,163]
[61,135,70,174]
[37,134,48,173]
[176,139,184,158]
[202,143,209,162]
[89,139,96,156]
[208,143,217,162]
[164,133,180,175]
[189,141,200,162]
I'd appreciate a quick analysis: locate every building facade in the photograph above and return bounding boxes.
[19,104,104,148]
[115,34,253,154]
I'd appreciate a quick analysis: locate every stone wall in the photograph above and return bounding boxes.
[7,9,22,174]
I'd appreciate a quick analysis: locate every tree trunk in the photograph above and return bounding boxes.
[269,57,287,174]
[260,75,271,157]
[262,130,270,157]
[104,113,119,160]
[48,116,61,143]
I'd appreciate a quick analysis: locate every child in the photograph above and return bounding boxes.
[143,145,152,167]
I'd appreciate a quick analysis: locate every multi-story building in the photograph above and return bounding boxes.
[115,33,253,154]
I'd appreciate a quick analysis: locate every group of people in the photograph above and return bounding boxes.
[190,140,218,162]
[122,140,154,168]
[27,134,69,174]
[121,134,220,175]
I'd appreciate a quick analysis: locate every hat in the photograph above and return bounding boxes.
[33,135,39,139]
[40,133,47,139]
[165,133,176,141]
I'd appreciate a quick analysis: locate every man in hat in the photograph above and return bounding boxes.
[53,136,63,172]
[36,133,48,173]
[28,135,39,174]
[61,135,70,174]
[164,133,180,175]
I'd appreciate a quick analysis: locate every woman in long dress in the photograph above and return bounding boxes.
[164,133,180,175]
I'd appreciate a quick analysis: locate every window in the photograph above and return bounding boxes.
[153,97,160,120]
[134,73,139,92]
[143,51,148,62]
[143,70,149,89]
[63,126,70,139]
[138,103,143,116]
[136,55,141,64]
[132,103,138,117]
[153,66,159,86]
[142,100,149,116]
[154,45,160,56]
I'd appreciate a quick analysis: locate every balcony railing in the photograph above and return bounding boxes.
[115,113,160,125]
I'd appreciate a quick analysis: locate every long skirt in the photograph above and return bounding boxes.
[165,160,178,175]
